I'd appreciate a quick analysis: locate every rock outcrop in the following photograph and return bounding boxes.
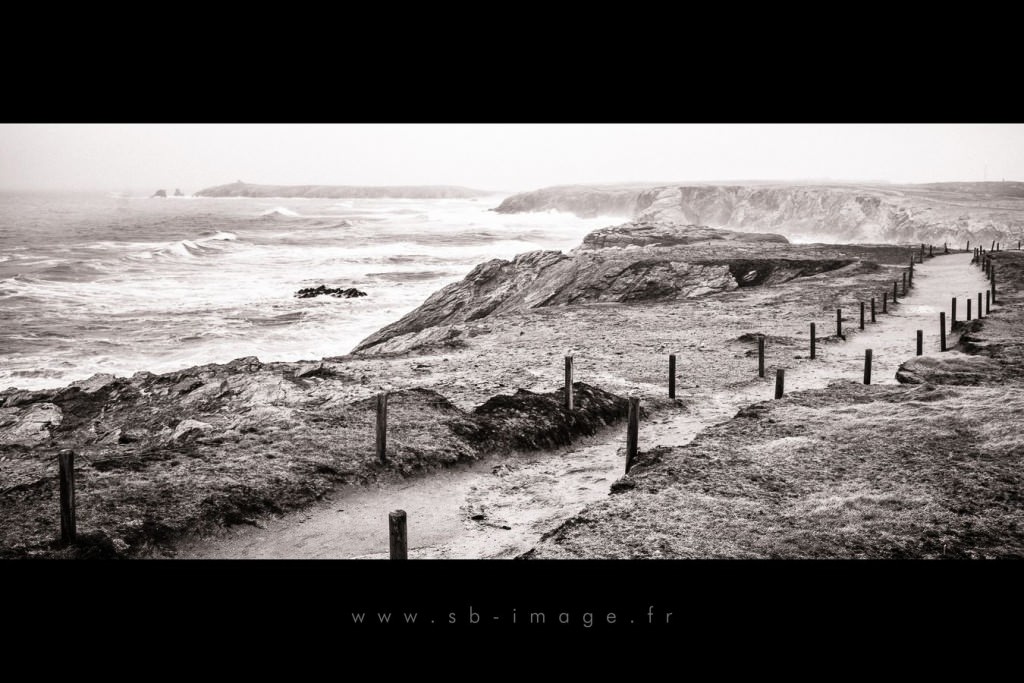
[151,189,167,198]
[195,181,491,199]
[295,285,368,299]
[496,182,1024,247]
[353,222,863,353]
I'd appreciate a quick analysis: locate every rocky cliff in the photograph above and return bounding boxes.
[496,182,1024,247]
[492,184,662,218]
[195,181,492,199]
[353,221,865,354]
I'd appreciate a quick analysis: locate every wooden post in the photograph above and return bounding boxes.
[859,301,865,330]
[389,510,408,560]
[991,240,996,251]
[978,292,982,318]
[991,267,996,304]
[810,322,816,359]
[902,271,907,295]
[863,349,872,385]
[893,281,898,303]
[564,356,574,410]
[1018,240,1021,250]
[668,354,676,399]
[625,397,639,473]
[836,308,842,338]
[940,312,947,351]
[966,240,970,252]
[916,330,923,356]
[986,290,991,314]
[920,243,925,261]
[376,392,388,464]
[58,449,76,547]
[944,242,948,254]
[929,245,933,257]
[870,297,876,323]
[882,291,888,313]
[951,297,957,327]
[774,368,785,399]
[909,262,914,288]
[758,335,765,378]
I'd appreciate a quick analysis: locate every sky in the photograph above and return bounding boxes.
[0,124,1022,193]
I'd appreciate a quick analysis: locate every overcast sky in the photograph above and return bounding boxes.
[1,124,1021,193]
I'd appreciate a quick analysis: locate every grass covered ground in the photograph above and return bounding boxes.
[526,251,1024,558]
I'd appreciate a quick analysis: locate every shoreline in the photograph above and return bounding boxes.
[1,222,1014,558]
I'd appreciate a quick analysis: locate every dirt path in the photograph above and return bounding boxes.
[176,253,988,559]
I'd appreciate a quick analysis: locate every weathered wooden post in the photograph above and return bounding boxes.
[774,368,785,399]
[758,335,765,378]
[929,245,933,257]
[967,297,972,321]
[893,281,898,303]
[902,271,908,295]
[810,322,816,359]
[991,239,996,251]
[836,308,842,338]
[882,292,888,313]
[58,449,76,547]
[940,312,947,351]
[944,242,948,254]
[870,297,876,323]
[860,301,865,330]
[966,240,970,252]
[978,292,982,318]
[863,349,872,385]
[916,330,923,356]
[668,354,676,399]
[991,267,996,304]
[389,510,408,560]
[376,392,388,464]
[564,356,574,410]
[951,297,957,327]
[986,290,991,314]
[625,397,639,473]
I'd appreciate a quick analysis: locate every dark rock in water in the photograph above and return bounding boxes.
[173,188,184,197]
[295,285,368,299]
[151,189,167,198]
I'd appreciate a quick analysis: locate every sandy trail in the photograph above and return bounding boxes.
[176,253,989,559]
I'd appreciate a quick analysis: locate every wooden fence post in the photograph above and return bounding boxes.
[883,291,888,313]
[978,292,983,318]
[564,356,574,410]
[389,510,408,560]
[376,392,388,464]
[902,271,907,295]
[860,301,865,330]
[893,281,898,303]
[625,397,639,473]
[836,308,842,338]
[668,354,676,399]
[774,368,785,399]
[967,297,972,321]
[951,297,957,327]
[916,330,923,356]
[986,290,991,314]
[991,268,996,304]
[758,335,765,378]
[58,449,76,547]
[863,349,872,385]
[871,297,876,323]
[940,312,947,351]
[810,322,816,359]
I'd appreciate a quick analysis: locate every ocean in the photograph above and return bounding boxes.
[0,191,617,391]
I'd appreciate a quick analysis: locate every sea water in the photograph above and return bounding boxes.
[0,192,619,391]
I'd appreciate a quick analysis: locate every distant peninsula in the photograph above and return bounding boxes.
[194,181,492,199]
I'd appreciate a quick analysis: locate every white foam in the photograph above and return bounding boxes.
[260,207,301,217]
